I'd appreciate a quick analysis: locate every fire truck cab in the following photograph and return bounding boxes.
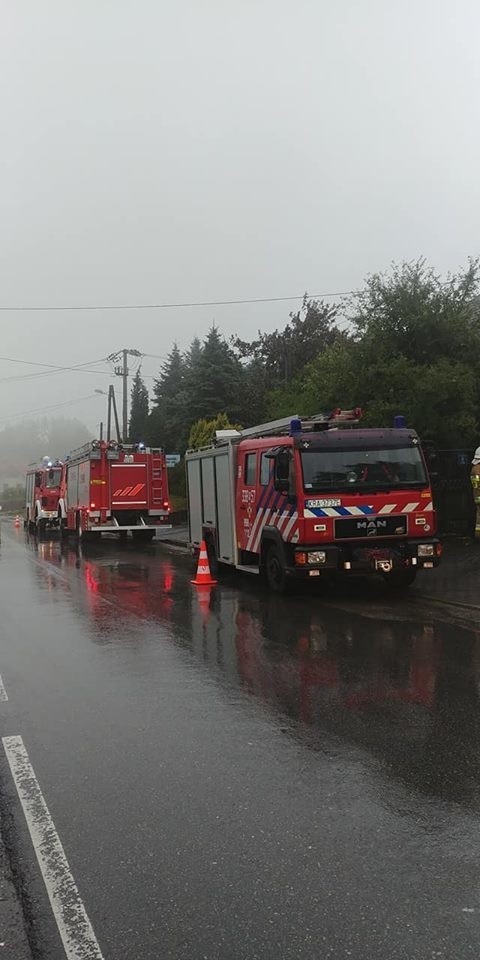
[186,410,441,593]
[25,458,63,535]
[60,440,170,541]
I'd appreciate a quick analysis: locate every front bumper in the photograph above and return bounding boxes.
[289,539,441,578]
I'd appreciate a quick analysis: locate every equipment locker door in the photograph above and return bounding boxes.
[187,459,202,546]
[215,453,234,562]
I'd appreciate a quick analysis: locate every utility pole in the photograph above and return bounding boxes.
[107,349,141,443]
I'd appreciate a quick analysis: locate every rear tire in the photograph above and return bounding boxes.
[264,542,289,594]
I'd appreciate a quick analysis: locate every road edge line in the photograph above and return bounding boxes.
[2,735,105,960]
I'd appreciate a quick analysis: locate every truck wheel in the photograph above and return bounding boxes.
[75,512,83,540]
[265,543,289,594]
[36,518,46,538]
[383,568,417,590]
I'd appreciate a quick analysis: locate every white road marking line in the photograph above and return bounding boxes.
[0,676,8,701]
[2,735,105,960]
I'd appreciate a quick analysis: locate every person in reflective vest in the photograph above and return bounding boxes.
[471,447,480,537]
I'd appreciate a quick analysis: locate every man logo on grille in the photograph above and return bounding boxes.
[356,519,387,535]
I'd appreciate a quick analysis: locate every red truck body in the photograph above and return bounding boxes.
[25,460,63,533]
[60,440,170,540]
[186,411,441,592]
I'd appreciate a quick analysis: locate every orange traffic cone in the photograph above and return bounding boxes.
[14,515,21,528]
[191,540,217,586]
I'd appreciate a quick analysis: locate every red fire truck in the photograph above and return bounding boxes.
[59,440,170,541]
[185,410,441,592]
[25,458,64,534]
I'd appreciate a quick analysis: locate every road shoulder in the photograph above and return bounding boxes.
[0,823,33,958]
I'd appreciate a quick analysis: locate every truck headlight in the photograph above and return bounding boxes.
[308,551,326,564]
[418,544,435,557]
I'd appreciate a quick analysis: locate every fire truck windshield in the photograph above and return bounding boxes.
[45,468,62,488]
[301,445,427,492]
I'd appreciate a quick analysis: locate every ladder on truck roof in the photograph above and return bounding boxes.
[236,408,362,441]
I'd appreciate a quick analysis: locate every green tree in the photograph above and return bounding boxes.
[188,413,241,450]
[351,257,480,364]
[189,326,243,421]
[152,343,185,403]
[234,297,344,383]
[269,338,478,448]
[148,343,189,451]
[129,370,149,442]
[266,259,480,447]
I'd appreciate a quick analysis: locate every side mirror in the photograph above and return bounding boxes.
[274,478,289,494]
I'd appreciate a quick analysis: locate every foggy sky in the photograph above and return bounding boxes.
[1,0,479,431]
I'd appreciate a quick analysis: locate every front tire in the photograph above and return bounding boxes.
[36,516,46,538]
[264,542,289,594]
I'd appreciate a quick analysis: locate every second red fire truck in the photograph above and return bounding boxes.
[186,409,441,592]
[59,440,170,541]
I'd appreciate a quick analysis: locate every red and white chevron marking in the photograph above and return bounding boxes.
[246,508,299,553]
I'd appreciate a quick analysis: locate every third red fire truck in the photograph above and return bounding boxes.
[186,409,441,592]
[25,457,63,535]
[59,440,170,541]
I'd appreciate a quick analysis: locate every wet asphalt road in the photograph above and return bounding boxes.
[0,525,480,959]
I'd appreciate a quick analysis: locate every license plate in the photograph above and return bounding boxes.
[306,498,341,508]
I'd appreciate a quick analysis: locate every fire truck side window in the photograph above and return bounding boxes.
[260,453,271,486]
[35,472,41,487]
[244,453,257,486]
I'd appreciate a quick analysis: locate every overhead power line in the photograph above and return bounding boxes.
[0,354,104,370]
[0,393,101,424]
[0,291,353,312]
[0,355,113,384]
